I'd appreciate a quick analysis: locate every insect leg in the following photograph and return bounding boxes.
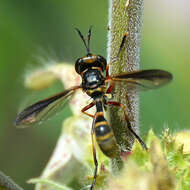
[106,101,148,150]
[106,64,109,77]
[81,102,95,118]
[125,92,132,113]
[106,32,128,77]
[116,32,128,58]
[106,84,114,94]
[90,114,98,190]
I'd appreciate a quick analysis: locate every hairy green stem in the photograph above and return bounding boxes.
[107,0,143,153]
[0,171,24,190]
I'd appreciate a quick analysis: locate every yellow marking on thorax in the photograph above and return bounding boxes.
[91,67,102,71]
[86,87,105,97]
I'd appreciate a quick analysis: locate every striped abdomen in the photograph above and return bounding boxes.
[94,101,118,158]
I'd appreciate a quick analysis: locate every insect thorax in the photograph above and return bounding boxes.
[82,69,106,99]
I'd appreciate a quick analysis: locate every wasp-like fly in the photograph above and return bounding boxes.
[15,27,172,190]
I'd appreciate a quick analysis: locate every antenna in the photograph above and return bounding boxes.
[75,27,92,54]
[87,26,92,54]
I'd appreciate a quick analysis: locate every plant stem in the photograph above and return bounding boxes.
[107,0,143,153]
[0,171,24,190]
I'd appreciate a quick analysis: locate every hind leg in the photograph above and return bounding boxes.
[106,101,147,150]
[90,114,98,190]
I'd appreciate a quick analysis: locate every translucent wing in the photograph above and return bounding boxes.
[106,69,172,91]
[14,86,81,128]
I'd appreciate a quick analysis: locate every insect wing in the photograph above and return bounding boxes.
[107,69,172,91]
[15,86,81,128]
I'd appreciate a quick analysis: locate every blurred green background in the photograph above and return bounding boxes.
[0,0,189,189]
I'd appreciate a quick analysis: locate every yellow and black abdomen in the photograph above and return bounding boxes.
[94,101,118,158]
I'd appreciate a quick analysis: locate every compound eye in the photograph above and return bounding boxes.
[75,58,83,74]
[97,55,107,70]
